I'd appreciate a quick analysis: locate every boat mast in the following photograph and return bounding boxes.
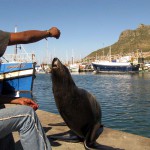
[109,46,111,62]
[72,49,74,64]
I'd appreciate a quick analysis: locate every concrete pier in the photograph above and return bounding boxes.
[11,108,150,150]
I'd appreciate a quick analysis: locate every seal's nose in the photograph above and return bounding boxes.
[53,58,58,62]
[52,58,58,66]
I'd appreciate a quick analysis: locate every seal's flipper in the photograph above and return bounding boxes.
[84,124,104,150]
[84,141,103,150]
[50,131,83,143]
[87,123,103,143]
[94,125,103,141]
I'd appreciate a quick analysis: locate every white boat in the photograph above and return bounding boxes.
[35,65,45,74]
[144,63,150,71]
[92,55,140,73]
[68,64,79,72]
[92,60,140,73]
[92,46,140,73]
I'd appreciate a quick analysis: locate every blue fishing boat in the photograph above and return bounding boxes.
[0,45,36,98]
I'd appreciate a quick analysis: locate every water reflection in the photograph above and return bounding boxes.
[33,72,150,138]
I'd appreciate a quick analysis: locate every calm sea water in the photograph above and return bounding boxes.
[32,72,150,138]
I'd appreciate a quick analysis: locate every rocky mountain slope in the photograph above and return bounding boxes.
[86,24,150,61]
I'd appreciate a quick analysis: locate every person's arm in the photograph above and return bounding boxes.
[8,27,60,45]
[0,96,39,110]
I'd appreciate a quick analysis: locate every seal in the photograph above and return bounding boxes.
[51,58,103,149]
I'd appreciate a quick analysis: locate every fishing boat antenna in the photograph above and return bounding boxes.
[14,25,18,55]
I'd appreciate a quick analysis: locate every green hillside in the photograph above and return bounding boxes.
[86,24,150,61]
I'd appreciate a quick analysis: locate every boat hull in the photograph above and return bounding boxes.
[0,62,35,97]
[92,62,140,73]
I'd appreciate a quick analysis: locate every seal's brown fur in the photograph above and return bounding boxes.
[51,58,103,149]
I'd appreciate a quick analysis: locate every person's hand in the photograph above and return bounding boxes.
[12,98,39,111]
[48,27,61,39]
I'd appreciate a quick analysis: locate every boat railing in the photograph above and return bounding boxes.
[2,53,36,63]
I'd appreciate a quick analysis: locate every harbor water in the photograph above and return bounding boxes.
[32,72,150,138]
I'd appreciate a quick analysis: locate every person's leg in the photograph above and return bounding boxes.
[0,104,15,150]
[0,105,51,150]
[0,133,15,150]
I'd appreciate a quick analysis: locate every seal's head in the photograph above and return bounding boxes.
[51,58,75,87]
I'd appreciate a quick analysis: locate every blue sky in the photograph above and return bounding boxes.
[1,0,150,64]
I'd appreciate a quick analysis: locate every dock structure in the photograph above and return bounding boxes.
[79,68,94,72]
[5,105,149,150]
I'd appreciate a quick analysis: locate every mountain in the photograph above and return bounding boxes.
[86,24,150,61]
